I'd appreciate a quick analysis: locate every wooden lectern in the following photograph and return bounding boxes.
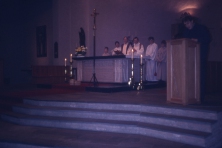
[167,38,200,105]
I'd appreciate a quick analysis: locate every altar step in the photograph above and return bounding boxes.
[35,81,164,93]
[85,81,164,93]
[85,85,132,93]
[1,98,222,148]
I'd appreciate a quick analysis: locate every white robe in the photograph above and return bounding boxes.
[145,43,158,81]
[122,43,132,55]
[112,47,122,55]
[155,47,167,81]
[133,42,144,56]
[102,52,111,56]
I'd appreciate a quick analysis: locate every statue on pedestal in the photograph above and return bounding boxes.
[79,27,85,47]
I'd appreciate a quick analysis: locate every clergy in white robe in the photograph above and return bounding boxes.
[121,36,132,55]
[155,40,167,81]
[145,37,158,81]
[112,41,123,55]
[132,37,144,56]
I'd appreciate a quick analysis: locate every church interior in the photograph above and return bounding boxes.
[0,0,222,147]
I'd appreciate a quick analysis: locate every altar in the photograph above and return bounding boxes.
[73,55,145,83]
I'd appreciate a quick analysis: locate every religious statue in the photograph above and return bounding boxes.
[75,28,87,57]
[79,27,85,47]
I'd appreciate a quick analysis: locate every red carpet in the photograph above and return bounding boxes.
[0,82,122,98]
[0,84,86,98]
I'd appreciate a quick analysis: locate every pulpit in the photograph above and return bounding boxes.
[167,38,200,105]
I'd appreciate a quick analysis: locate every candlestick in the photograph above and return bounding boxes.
[65,58,67,82]
[70,54,72,62]
[131,49,134,59]
[70,60,73,78]
[137,62,144,90]
[128,51,135,89]
[140,54,142,64]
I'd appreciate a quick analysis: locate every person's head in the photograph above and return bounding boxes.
[183,15,195,30]
[133,37,139,44]
[104,47,109,53]
[123,36,128,44]
[115,41,120,47]
[161,40,166,48]
[148,37,154,44]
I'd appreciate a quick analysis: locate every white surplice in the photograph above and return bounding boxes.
[122,43,132,55]
[133,42,144,56]
[112,47,122,55]
[155,47,167,81]
[145,43,158,81]
[102,52,111,56]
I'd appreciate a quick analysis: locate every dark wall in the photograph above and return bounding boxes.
[0,0,52,85]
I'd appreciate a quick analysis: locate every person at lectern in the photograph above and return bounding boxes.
[102,47,111,56]
[155,40,167,82]
[132,37,144,56]
[121,36,132,55]
[145,37,158,81]
[182,14,211,102]
[112,41,123,55]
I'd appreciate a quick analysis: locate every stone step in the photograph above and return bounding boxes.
[1,112,209,147]
[23,99,218,120]
[12,104,215,133]
[13,102,218,121]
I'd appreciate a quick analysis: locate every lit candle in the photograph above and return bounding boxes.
[65,58,67,67]
[132,49,134,59]
[70,54,72,62]
[140,54,143,64]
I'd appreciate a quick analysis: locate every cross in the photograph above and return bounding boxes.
[91,9,99,31]
[90,9,99,87]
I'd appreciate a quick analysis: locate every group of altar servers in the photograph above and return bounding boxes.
[102,36,167,82]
